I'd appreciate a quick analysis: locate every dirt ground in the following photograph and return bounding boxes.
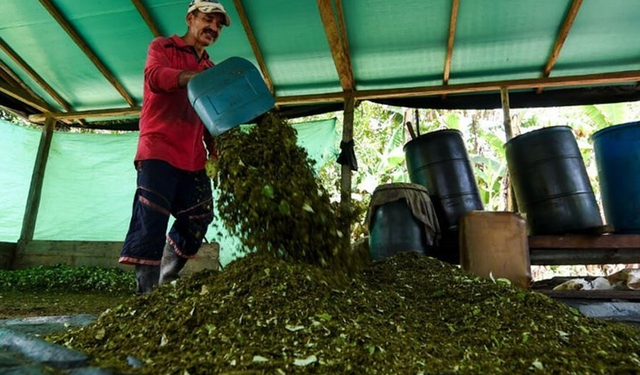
[0,291,133,319]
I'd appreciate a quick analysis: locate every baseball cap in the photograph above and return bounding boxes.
[187,0,231,26]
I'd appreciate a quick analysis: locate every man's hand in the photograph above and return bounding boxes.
[178,70,200,88]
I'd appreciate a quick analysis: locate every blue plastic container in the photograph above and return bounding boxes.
[188,57,275,136]
[592,121,640,233]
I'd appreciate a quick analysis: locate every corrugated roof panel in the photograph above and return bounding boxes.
[554,0,640,77]
[451,0,568,84]
[346,0,450,90]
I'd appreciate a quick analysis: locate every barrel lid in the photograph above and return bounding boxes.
[403,129,462,151]
[591,121,640,140]
[373,182,429,195]
[505,125,572,147]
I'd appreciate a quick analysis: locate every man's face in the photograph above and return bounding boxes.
[187,11,225,47]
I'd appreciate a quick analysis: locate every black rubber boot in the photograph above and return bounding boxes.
[159,243,188,285]
[135,264,160,295]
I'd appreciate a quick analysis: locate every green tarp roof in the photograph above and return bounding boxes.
[1,0,639,127]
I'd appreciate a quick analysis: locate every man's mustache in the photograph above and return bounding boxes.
[204,28,219,38]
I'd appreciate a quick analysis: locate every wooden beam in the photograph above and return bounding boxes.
[12,240,219,274]
[0,80,52,113]
[529,234,640,265]
[500,87,513,141]
[39,0,137,107]
[443,0,460,85]
[276,69,640,105]
[24,70,640,120]
[29,106,142,123]
[0,65,17,90]
[17,117,56,256]
[232,0,275,93]
[316,0,355,92]
[529,234,640,250]
[500,86,518,212]
[537,0,583,93]
[0,37,72,112]
[0,58,58,112]
[130,0,162,38]
[334,0,351,70]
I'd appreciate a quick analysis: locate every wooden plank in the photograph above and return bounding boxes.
[232,0,274,94]
[39,0,136,107]
[316,0,354,92]
[29,106,142,123]
[130,0,162,38]
[529,234,640,265]
[13,240,220,274]
[538,290,640,301]
[529,234,640,249]
[537,0,583,93]
[14,241,125,269]
[0,37,72,112]
[17,117,55,254]
[443,0,460,85]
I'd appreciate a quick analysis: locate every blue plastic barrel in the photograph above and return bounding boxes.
[188,57,275,136]
[592,121,640,233]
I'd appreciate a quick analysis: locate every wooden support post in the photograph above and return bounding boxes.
[340,96,355,237]
[500,87,518,212]
[15,117,56,267]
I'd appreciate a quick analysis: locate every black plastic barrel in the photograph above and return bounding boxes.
[505,126,602,235]
[403,129,484,232]
[368,184,433,260]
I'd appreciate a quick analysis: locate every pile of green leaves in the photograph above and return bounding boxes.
[0,264,135,293]
[51,252,640,374]
[212,112,350,268]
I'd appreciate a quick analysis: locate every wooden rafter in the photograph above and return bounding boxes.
[27,70,640,121]
[334,0,351,72]
[232,0,274,93]
[537,0,583,93]
[316,0,355,92]
[0,81,51,113]
[130,0,162,38]
[29,106,142,123]
[0,58,54,110]
[39,0,136,107]
[443,0,460,85]
[0,37,72,112]
[0,65,17,89]
[277,69,640,105]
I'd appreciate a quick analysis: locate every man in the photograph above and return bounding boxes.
[119,0,231,294]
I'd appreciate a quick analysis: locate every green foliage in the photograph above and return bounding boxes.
[0,264,135,293]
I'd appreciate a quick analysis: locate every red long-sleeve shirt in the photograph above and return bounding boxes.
[135,35,214,171]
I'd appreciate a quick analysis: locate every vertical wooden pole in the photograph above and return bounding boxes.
[340,96,355,236]
[500,86,513,141]
[500,87,518,212]
[15,117,56,265]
